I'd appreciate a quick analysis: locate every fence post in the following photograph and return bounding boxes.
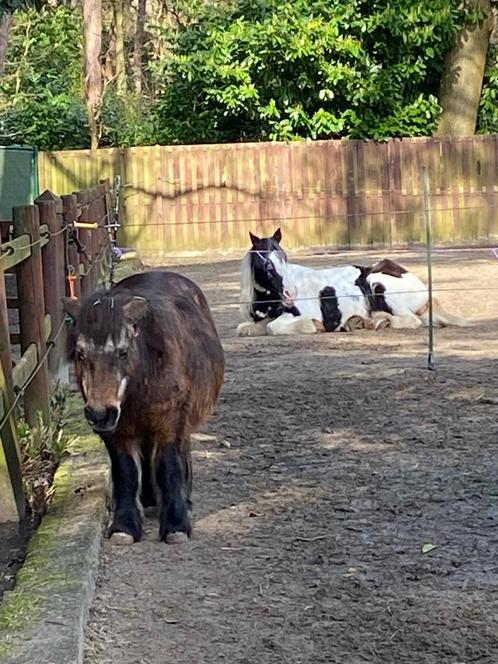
[423,167,435,371]
[100,179,113,286]
[75,190,93,297]
[13,205,51,427]
[0,265,25,522]
[36,191,68,382]
[61,194,81,300]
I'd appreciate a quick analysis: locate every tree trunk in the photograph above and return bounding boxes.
[113,0,127,95]
[0,11,12,77]
[133,0,146,94]
[436,0,493,136]
[83,0,103,149]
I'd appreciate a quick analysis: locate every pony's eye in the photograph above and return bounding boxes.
[118,349,128,360]
[76,350,85,361]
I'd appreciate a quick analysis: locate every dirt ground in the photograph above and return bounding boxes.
[84,248,498,664]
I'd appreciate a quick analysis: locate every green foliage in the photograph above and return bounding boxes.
[478,43,498,134]
[152,0,466,143]
[18,384,74,516]
[0,5,89,150]
[100,89,155,148]
[1,0,497,148]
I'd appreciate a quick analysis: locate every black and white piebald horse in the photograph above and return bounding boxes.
[237,228,473,336]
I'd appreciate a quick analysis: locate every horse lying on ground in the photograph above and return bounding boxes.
[64,271,224,544]
[237,228,473,336]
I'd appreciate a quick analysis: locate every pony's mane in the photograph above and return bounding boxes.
[239,252,254,320]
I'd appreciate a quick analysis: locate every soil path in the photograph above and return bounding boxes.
[84,250,498,664]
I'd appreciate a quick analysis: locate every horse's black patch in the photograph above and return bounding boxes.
[370,259,407,278]
[250,289,284,321]
[319,286,342,332]
[354,265,393,315]
[370,282,393,315]
[250,289,300,321]
[354,266,374,308]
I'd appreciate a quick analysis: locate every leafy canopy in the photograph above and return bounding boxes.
[0,5,89,150]
[153,0,466,143]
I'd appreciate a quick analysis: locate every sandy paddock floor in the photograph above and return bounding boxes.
[84,248,498,664]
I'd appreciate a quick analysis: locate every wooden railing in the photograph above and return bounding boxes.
[0,181,113,523]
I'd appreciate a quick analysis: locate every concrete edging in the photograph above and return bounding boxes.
[0,428,110,664]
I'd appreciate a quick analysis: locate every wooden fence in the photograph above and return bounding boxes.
[0,182,112,523]
[38,135,498,256]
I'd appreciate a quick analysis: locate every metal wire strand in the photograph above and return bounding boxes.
[0,318,67,433]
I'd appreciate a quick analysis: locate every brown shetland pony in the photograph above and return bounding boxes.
[64,271,224,544]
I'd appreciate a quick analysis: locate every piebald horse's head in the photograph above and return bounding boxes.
[63,293,148,434]
[247,228,297,306]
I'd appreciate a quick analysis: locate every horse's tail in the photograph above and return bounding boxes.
[419,298,475,327]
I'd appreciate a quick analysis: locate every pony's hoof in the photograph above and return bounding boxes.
[109,531,135,546]
[164,531,189,545]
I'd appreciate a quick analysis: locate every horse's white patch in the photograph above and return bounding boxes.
[267,313,317,335]
[236,320,269,337]
[104,335,115,352]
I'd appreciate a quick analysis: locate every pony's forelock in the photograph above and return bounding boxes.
[239,252,254,320]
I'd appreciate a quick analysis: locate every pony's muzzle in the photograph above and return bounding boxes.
[84,405,120,433]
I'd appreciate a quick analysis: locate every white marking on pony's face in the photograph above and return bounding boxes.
[76,335,95,356]
[104,335,115,353]
[117,377,128,401]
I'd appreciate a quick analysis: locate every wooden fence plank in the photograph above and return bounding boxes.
[13,206,51,427]
[0,234,32,270]
[0,262,25,522]
[61,194,81,300]
[12,344,38,390]
[39,137,498,254]
[36,193,66,377]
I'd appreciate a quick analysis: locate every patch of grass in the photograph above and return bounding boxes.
[17,383,76,521]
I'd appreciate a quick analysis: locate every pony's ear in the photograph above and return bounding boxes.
[273,227,282,243]
[123,296,148,325]
[249,231,260,246]
[62,297,80,325]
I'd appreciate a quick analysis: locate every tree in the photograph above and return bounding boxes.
[152,0,467,144]
[83,0,102,148]
[133,0,146,93]
[112,0,126,95]
[0,5,89,149]
[0,11,12,76]
[437,0,493,136]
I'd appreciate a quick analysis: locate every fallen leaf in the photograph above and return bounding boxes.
[421,543,438,554]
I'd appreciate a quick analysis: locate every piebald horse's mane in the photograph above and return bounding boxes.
[239,252,254,320]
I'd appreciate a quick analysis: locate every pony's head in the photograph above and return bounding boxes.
[239,228,297,320]
[63,293,148,434]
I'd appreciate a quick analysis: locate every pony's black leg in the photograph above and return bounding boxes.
[155,439,192,541]
[103,439,143,542]
[140,452,156,508]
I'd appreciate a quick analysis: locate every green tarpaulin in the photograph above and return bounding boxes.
[0,145,39,221]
